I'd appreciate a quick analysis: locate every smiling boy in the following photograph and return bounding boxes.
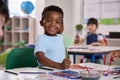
[34,5,71,69]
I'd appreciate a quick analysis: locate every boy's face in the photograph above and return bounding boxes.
[41,11,63,36]
[0,14,6,38]
[87,24,97,33]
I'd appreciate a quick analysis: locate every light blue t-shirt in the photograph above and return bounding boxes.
[34,34,65,64]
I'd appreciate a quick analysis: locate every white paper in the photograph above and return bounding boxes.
[101,2,120,18]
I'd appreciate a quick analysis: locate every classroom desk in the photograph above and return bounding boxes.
[0,67,66,80]
[67,45,120,63]
[0,63,119,80]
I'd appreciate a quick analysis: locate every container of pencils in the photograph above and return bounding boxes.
[80,70,101,80]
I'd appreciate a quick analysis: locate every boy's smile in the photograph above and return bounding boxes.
[41,11,63,36]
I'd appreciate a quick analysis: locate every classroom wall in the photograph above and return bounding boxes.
[35,0,45,38]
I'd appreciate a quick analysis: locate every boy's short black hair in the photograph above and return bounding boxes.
[87,18,98,27]
[0,0,9,23]
[41,5,64,21]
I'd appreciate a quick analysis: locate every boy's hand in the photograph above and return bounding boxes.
[60,58,71,69]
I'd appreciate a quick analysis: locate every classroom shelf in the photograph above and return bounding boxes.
[0,16,35,53]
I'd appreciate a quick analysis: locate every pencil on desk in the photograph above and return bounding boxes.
[39,67,54,71]
[20,72,46,74]
[65,48,69,58]
[113,76,120,79]
[5,70,18,75]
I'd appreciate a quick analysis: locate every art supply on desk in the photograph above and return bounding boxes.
[36,74,54,80]
[65,48,69,58]
[68,46,89,49]
[70,64,92,69]
[80,70,101,80]
[85,65,90,75]
[114,67,120,73]
[5,70,18,75]
[39,67,54,71]
[113,76,120,79]
[20,72,46,74]
[50,70,80,79]
[104,56,114,76]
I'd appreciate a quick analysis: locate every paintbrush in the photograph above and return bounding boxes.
[85,65,91,79]
[85,65,90,74]
[107,56,114,75]
[65,48,69,58]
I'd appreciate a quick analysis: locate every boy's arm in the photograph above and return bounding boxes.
[36,52,71,70]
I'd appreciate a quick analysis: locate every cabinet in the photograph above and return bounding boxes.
[0,16,35,53]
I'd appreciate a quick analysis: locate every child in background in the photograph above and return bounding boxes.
[34,5,71,69]
[74,18,106,64]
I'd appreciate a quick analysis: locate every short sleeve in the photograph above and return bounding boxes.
[80,33,87,39]
[98,35,104,41]
[34,36,46,56]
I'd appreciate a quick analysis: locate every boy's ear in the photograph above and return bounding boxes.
[40,20,44,26]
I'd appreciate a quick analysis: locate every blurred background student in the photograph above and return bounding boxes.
[74,18,106,64]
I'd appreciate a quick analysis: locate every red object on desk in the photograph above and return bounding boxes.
[70,64,92,69]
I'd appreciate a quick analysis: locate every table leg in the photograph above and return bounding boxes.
[91,55,95,63]
[73,54,76,64]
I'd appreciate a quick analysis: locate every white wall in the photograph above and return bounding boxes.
[35,0,45,38]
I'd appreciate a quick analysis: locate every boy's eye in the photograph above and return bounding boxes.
[46,19,51,22]
[45,19,62,25]
[56,21,62,24]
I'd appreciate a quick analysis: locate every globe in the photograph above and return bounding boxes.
[21,1,34,14]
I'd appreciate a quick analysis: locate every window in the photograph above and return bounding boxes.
[83,0,120,24]
[8,0,35,17]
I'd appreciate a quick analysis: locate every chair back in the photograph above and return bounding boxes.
[6,48,38,69]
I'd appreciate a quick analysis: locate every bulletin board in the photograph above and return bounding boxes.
[83,0,120,25]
